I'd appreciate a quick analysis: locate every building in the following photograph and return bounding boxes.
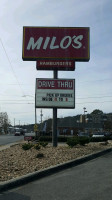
[80,113,112,132]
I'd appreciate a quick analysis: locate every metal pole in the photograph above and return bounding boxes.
[13,118,15,135]
[35,107,37,124]
[52,70,58,147]
[35,84,38,138]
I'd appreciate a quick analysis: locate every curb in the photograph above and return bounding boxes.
[0,148,112,192]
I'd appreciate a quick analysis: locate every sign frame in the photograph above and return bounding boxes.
[22,26,90,61]
[35,78,75,109]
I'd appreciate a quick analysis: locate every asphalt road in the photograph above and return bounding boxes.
[0,151,112,200]
[0,135,24,146]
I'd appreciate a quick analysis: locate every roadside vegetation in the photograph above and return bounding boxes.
[22,141,48,151]
[22,135,111,150]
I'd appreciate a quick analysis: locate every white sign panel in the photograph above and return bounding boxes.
[35,79,75,108]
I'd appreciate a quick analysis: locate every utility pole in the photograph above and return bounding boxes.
[14,118,15,128]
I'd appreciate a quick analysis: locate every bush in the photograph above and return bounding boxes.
[22,143,33,150]
[58,136,68,142]
[78,136,90,146]
[34,143,41,150]
[67,136,90,147]
[37,136,68,143]
[39,136,52,142]
[90,137,105,143]
[39,141,48,147]
[66,137,79,147]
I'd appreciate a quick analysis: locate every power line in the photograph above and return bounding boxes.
[10,111,35,114]
[76,101,112,104]
[78,78,112,84]
[0,78,111,86]
[0,97,112,103]
[1,103,34,105]
[0,100,34,101]
[0,39,25,96]
[1,101,111,105]
[0,95,112,101]
[77,95,112,99]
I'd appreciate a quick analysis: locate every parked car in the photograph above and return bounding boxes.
[77,132,90,137]
[14,131,21,136]
[24,132,35,141]
[104,132,112,137]
[92,132,105,138]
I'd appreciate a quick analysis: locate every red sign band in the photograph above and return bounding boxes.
[36,60,75,71]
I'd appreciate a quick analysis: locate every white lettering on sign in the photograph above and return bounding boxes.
[39,61,72,66]
[57,81,73,88]
[72,35,83,49]
[60,36,72,49]
[27,37,43,50]
[50,37,59,49]
[38,81,55,88]
[27,35,83,50]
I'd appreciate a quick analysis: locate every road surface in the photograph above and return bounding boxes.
[0,151,112,200]
[0,135,24,146]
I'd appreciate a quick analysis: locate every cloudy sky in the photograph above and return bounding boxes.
[0,0,112,125]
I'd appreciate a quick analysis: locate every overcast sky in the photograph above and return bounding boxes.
[0,0,112,125]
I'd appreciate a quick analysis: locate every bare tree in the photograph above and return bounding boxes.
[0,112,9,134]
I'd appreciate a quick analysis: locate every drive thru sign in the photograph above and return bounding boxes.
[35,78,75,108]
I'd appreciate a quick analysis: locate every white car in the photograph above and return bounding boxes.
[15,131,21,136]
[92,132,105,138]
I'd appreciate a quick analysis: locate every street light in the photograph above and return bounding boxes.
[83,107,87,115]
[83,107,87,132]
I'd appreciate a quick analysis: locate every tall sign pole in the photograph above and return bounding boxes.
[35,86,38,138]
[52,70,58,147]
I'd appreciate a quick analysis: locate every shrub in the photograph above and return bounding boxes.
[66,137,79,147]
[22,143,33,150]
[39,136,52,142]
[78,136,90,146]
[39,141,48,147]
[58,136,68,142]
[90,137,105,143]
[34,143,41,150]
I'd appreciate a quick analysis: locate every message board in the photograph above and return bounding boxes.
[35,79,75,108]
[22,27,90,61]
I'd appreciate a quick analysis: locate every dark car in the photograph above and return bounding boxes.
[78,132,90,137]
